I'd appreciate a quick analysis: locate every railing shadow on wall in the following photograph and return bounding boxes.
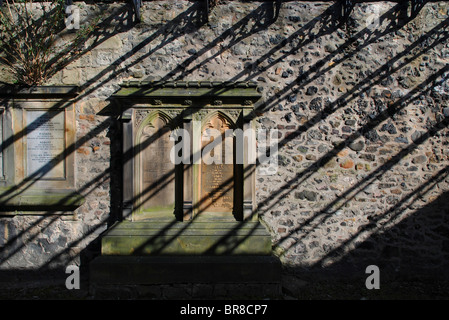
[0,0,448,297]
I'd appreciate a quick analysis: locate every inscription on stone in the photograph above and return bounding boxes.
[140,117,175,212]
[200,116,234,213]
[26,110,65,179]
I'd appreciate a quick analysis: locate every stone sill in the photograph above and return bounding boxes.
[0,187,85,212]
[100,220,273,256]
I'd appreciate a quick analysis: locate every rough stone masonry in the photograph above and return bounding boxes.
[0,0,448,286]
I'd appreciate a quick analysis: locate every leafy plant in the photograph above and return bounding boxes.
[0,0,98,86]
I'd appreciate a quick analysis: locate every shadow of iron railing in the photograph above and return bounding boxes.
[0,3,138,203]
[261,67,449,250]
[250,2,437,115]
[250,21,449,223]
[76,59,448,263]
[271,68,449,259]
[0,0,205,202]
[163,0,282,81]
[313,166,449,274]
[0,0,447,283]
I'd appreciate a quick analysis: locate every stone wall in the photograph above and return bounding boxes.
[0,0,448,283]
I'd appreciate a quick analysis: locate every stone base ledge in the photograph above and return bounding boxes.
[100,220,273,255]
[0,187,85,213]
[89,255,282,299]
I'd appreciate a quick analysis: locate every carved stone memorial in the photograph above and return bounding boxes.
[0,86,84,212]
[135,113,176,219]
[90,81,281,294]
[200,115,235,215]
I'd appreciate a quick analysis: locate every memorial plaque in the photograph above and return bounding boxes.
[200,116,234,213]
[140,117,175,213]
[26,110,65,179]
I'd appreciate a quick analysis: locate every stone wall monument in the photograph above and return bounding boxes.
[90,81,281,296]
[0,86,84,212]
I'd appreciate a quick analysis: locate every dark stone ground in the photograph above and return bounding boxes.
[0,273,448,300]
